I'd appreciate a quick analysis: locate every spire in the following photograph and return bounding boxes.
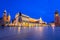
[40,17,42,21]
[18,12,22,23]
[55,10,59,16]
[3,10,7,16]
[4,10,7,13]
[19,12,22,16]
[55,10,59,14]
[39,17,43,23]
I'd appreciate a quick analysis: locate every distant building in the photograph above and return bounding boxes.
[3,10,11,25]
[54,10,60,26]
[3,10,7,23]
[2,10,47,27]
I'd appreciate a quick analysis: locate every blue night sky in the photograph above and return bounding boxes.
[0,0,60,23]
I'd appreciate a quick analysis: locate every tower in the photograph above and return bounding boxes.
[18,12,22,23]
[3,10,7,23]
[55,10,59,26]
[59,12,60,26]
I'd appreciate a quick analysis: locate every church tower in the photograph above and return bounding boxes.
[3,10,7,23]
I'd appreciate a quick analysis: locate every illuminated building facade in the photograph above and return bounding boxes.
[3,10,7,23]
[3,10,11,26]
[2,10,47,27]
[22,14,29,27]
